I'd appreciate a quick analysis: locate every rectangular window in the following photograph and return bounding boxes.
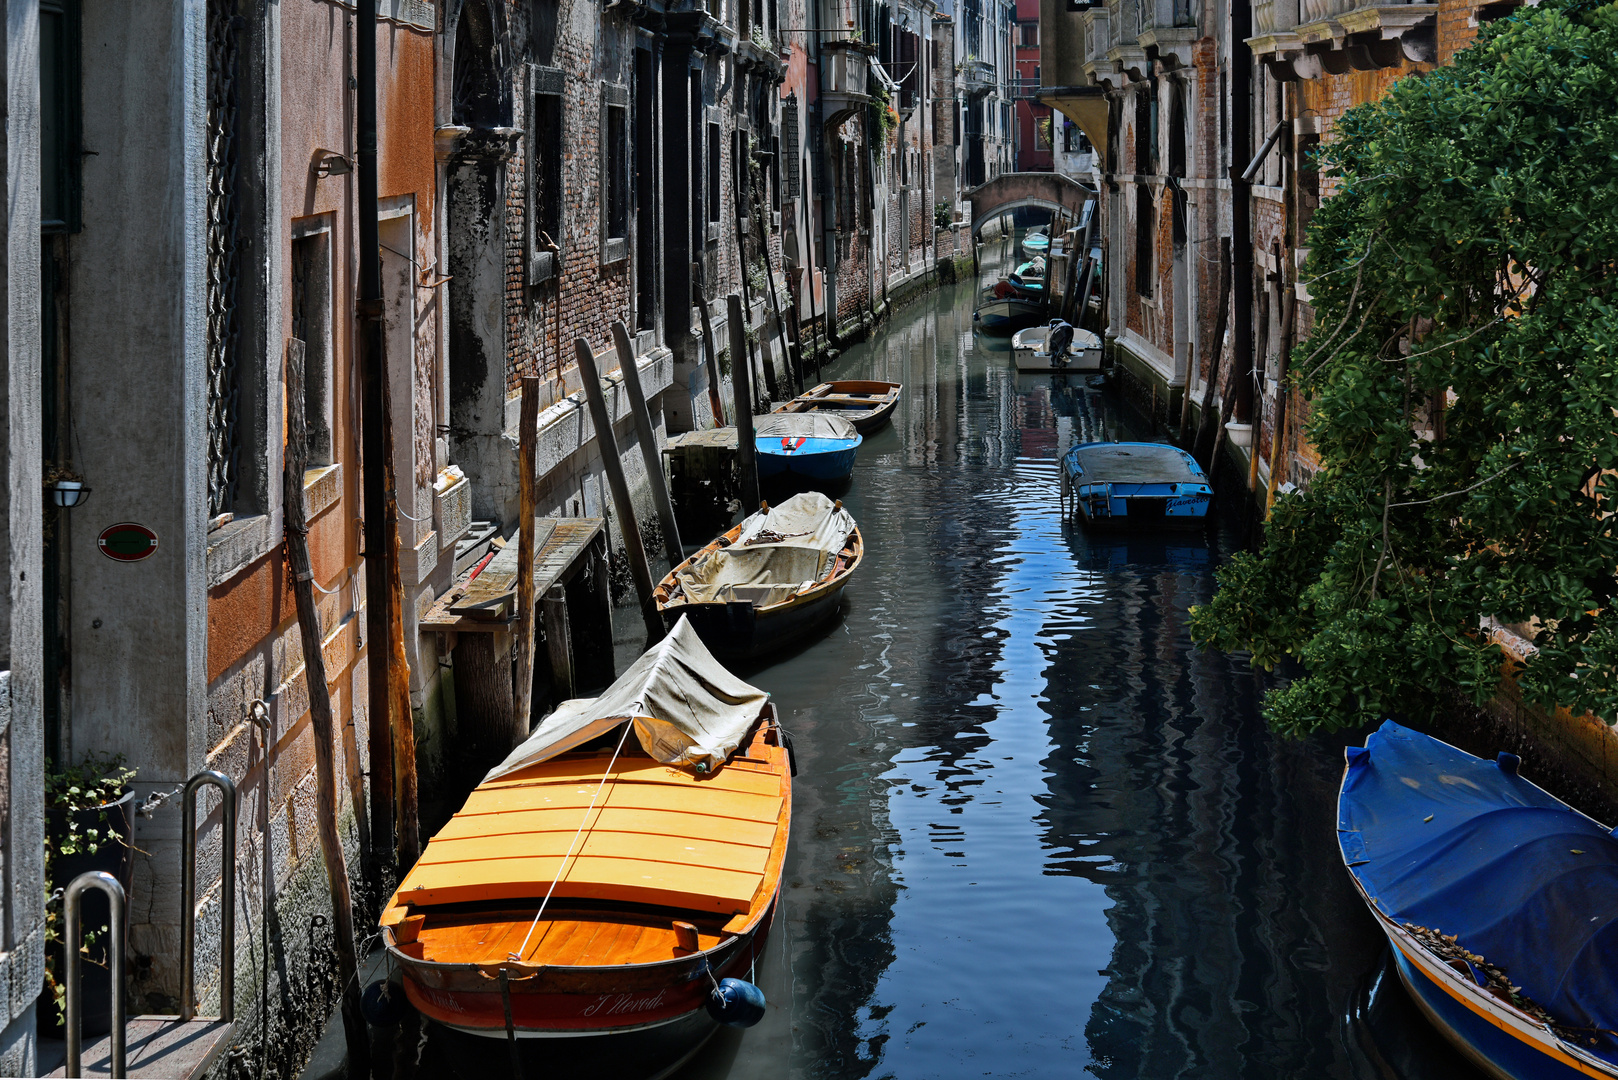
[1135,186,1154,297]
[783,94,801,199]
[634,48,656,330]
[603,83,629,264]
[708,122,722,225]
[41,0,82,233]
[205,0,245,522]
[290,229,333,464]
[1019,22,1037,46]
[528,65,565,284]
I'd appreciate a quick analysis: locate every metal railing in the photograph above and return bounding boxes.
[64,873,126,1078]
[180,770,237,1023]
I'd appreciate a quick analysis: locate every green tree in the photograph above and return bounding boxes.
[1189,0,1618,736]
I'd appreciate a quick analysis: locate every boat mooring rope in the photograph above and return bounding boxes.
[509,720,635,962]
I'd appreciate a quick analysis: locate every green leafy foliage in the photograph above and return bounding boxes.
[1189,0,1618,735]
[42,755,136,1024]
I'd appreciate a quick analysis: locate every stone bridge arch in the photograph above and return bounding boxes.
[966,172,1097,235]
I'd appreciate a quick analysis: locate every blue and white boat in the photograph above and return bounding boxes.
[1021,227,1050,259]
[1339,722,1618,1080]
[754,412,861,484]
[1060,442,1212,528]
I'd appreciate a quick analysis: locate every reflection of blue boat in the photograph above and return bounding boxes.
[754,412,861,483]
[1339,722,1618,1080]
[1061,442,1212,528]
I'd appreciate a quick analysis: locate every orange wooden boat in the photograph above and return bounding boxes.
[381,618,791,1078]
[773,380,901,434]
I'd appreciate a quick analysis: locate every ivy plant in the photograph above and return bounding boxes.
[42,756,137,1025]
[1189,0,1618,735]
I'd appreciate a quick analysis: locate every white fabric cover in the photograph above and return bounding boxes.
[754,411,858,441]
[484,615,769,779]
[669,492,856,607]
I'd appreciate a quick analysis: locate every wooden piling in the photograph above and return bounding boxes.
[574,337,664,643]
[512,377,541,743]
[728,293,761,514]
[1194,238,1234,465]
[611,322,684,571]
[380,341,419,866]
[694,268,727,427]
[542,584,575,702]
[282,341,370,1077]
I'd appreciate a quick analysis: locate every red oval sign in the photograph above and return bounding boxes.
[98,522,159,563]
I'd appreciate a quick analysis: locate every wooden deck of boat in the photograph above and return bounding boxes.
[410,905,732,967]
[392,740,789,918]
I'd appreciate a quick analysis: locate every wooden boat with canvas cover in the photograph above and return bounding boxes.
[772,381,902,435]
[380,616,791,1079]
[654,492,862,661]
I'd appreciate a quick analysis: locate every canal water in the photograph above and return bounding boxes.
[372,231,1487,1080]
[660,237,1484,1080]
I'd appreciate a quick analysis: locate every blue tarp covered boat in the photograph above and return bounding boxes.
[1339,721,1618,1079]
[1060,442,1212,528]
[754,412,861,484]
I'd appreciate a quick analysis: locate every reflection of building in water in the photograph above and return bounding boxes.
[1025,540,1388,1077]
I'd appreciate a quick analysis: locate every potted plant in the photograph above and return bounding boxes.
[40,756,137,1038]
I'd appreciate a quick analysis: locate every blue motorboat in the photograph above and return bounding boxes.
[754,412,861,483]
[1060,442,1212,528]
[1339,722,1618,1079]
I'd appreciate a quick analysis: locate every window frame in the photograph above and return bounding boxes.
[602,81,630,265]
[528,64,566,285]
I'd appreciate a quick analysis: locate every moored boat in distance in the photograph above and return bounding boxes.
[773,380,902,435]
[1339,722,1618,1080]
[974,287,1044,335]
[1021,227,1050,259]
[380,617,791,1080]
[1061,442,1213,528]
[754,412,861,484]
[1012,321,1103,373]
[654,492,862,661]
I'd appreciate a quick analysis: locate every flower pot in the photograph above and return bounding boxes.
[40,789,136,1038]
[1224,421,1254,449]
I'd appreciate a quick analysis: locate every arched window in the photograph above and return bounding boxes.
[1168,84,1186,178]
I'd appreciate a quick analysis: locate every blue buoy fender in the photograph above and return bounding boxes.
[362,980,408,1028]
[706,978,767,1028]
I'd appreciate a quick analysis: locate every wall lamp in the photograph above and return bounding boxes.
[313,150,353,178]
[50,478,90,508]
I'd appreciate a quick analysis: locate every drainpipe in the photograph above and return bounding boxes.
[355,0,395,865]
[1230,0,1255,429]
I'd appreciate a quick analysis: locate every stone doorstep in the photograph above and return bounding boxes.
[40,1017,233,1079]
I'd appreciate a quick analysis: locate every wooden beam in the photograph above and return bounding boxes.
[694,269,727,428]
[282,340,370,1076]
[611,323,684,571]
[513,377,541,745]
[574,337,664,643]
[542,584,575,703]
[728,293,760,514]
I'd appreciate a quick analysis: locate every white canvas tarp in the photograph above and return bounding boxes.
[754,412,859,441]
[668,492,856,607]
[483,615,769,779]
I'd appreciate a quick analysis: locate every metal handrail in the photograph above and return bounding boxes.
[64,871,126,1078]
[180,770,237,1023]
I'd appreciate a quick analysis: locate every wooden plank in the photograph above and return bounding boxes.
[430,806,778,847]
[422,517,598,631]
[418,831,772,876]
[397,855,762,912]
[457,784,782,825]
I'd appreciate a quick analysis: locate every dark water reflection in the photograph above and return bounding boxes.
[673,262,1484,1079]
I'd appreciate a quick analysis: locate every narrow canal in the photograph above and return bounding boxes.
[663,238,1486,1079]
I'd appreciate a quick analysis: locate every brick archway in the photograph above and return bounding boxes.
[965,172,1097,235]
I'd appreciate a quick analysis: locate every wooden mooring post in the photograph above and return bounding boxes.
[612,322,684,571]
[574,337,664,643]
[282,341,370,1076]
[728,293,761,514]
[512,377,541,741]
